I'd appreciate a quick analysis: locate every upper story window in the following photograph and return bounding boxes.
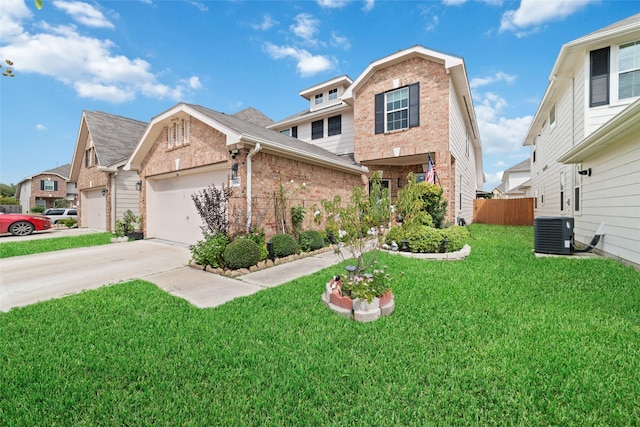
[619,40,640,99]
[590,46,610,107]
[311,119,324,140]
[168,119,190,149]
[549,104,556,126]
[465,128,470,157]
[328,115,342,136]
[328,88,338,101]
[280,129,290,136]
[42,180,57,192]
[375,82,420,134]
[386,87,409,131]
[84,146,98,168]
[314,93,323,106]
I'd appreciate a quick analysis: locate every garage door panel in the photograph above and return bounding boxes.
[148,171,226,246]
[82,189,106,230]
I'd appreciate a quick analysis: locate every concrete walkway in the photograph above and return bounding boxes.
[0,238,346,312]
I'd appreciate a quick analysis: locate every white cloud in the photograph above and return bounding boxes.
[363,0,375,12]
[186,76,202,90]
[500,0,595,34]
[330,32,351,50]
[475,91,532,155]
[0,0,33,39]
[35,124,47,131]
[251,14,278,31]
[53,0,114,29]
[470,72,516,89]
[189,1,208,12]
[264,42,335,76]
[317,0,350,8]
[290,13,320,44]
[0,12,198,103]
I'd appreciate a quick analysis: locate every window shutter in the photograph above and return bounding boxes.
[292,126,298,138]
[409,82,420,128]
[54,181,58,191]
[40,180,45,190]
[374,92,384,134]
[590,47,610,107]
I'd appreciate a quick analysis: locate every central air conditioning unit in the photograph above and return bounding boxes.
[534,216,574,255]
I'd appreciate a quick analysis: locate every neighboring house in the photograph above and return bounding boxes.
[500,159,531,199]
[523,14,640,267]
[69,111,147,231]
[270,45,484,225]
[492,182,505,199]
[124,103,367,246]
[15,164,74,213]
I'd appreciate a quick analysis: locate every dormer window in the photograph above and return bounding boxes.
[328,88,338,101]
[315,93,323,105]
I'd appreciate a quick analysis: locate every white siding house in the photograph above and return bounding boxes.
[523,14,640,268]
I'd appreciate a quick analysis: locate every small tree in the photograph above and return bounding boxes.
[396,172,448,228]
[192,184,231,235]
[323,172,391,276]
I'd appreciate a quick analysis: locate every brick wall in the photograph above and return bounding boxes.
[30,173,67,209]
[76,134,109,228]
[352,56,455,224]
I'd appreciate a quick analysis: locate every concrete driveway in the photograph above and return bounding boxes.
[0,240,198,312]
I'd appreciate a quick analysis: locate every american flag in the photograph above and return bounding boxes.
[425,157,435,183]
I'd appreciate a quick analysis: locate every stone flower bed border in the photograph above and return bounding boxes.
[188,246,335,278]
[382,243,472,260]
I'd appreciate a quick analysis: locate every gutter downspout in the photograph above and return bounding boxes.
[246,143,262,233]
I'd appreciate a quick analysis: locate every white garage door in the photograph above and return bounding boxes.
[147,169,227,246]
[82,189,107,230]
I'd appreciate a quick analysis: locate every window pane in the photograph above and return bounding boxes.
[386,88,409,131]
[619,41,640,72]
[619,70,640,99]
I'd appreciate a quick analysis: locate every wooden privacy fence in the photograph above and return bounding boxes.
[473,198,534,226]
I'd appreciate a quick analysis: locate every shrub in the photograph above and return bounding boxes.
[406,226,442,253]
[385,225,407,246]
[191,184,231,235]
[268,233,298,258]
[30,205,45,214]
[299,230,324,252]
[224,238,261,270]
[241,230,268,261]
[396,173,447,228]
[190,232,229,269]
[59,218,77,228]
[440,226,470,252]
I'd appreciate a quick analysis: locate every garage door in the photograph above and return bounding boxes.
[81,189,107,230]
[147,169,227,246]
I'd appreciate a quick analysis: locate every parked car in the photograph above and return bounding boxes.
[0,212,52,236]
[43,208,77,224]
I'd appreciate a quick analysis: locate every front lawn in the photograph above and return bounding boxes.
[0,232,113,258]
[1,224,639,425]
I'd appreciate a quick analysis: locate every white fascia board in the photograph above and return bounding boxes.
[342,46,462,104]
[558,97,640,163]
[299,75,353,99]
[270,103,351,129]
[240,134,367,175]
[69,113,90,181]
[126,103,242,170]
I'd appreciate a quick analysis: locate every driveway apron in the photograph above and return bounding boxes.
[0,240,191,312]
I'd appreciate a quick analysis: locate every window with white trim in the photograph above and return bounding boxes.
[465,128,470,157]
[311,119,323,140]
[619,40,640,100]
[386,87,409,131]
[328,115,341,136]
[328,88,338,101]
[168,119,190,149]
[574,165,582,213]
[549,104,556,126]
[559,171,565,211]
[315,93,323,105]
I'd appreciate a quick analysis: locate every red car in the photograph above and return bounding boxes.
[0,212,52,236]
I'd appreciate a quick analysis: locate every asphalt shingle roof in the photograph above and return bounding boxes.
[84,111,148,167]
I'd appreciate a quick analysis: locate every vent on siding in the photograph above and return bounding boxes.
[534,216,574,255]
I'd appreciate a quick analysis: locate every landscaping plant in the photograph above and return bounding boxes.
[223,238,261,270]
[268,233,298,258]
[189,232,229,269]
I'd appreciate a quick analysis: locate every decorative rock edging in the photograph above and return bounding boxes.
[321,278,395,322]
[382,244,471,261]
[188,246,335,278]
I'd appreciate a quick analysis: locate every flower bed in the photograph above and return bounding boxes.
[321,276,394,322]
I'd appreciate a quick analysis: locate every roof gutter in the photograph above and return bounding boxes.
[246,143,262,233]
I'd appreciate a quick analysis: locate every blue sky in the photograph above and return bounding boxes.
[0,0,637,191]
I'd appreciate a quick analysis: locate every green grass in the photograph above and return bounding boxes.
[1,224,639,425]
[0,232,113,258]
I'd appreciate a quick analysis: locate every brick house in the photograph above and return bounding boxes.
[125,103,367,246]
[69,111,147,231]
[15,164,75,213]
[270,45,484,225]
